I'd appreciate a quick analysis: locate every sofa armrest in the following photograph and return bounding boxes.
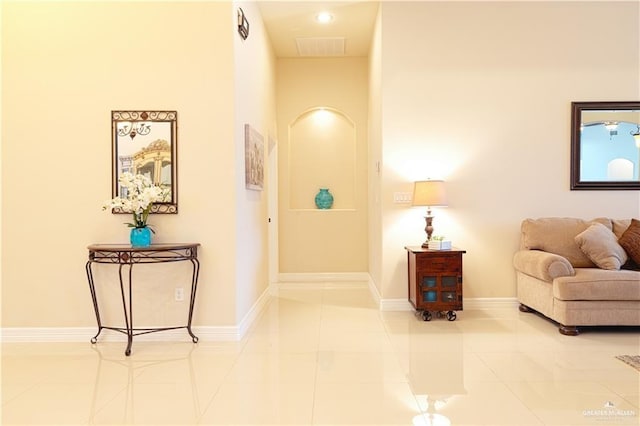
[513,250,575,282]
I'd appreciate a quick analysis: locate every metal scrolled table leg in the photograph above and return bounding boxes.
[86,260,103,344]
[119,263,134,356]
[186,258,200,344]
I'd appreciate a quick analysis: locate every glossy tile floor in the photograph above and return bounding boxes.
[2,285,639,425]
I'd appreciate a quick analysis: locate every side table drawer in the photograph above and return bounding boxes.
[415,255,461,273]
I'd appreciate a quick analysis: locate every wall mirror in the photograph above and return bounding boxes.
[571,101,640,190]
[112,110,178,213]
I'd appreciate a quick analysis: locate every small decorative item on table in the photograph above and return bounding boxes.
[428,236,452,250]
[315,188,334,209]
[103,172,168,247]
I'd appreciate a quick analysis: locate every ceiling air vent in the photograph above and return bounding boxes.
[295,37,345,57]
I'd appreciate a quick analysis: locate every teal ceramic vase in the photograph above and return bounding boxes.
[130,227,152,247]
[315,188,334,209]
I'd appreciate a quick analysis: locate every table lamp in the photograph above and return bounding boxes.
[412,180,448,247]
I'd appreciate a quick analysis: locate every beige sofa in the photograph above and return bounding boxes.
[513,217,640,335]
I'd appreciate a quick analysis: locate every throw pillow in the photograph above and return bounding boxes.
[574,222,628,270]
[621,258,640,271]
[618,218,640,265]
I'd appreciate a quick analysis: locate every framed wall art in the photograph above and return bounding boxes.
[244,124,264,191]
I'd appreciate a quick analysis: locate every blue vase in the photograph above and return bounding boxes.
[315,188,334,209]
[130,227,152,247]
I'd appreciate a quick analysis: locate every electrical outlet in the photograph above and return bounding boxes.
[174,287,184,302]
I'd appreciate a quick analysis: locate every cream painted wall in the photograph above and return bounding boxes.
[276,58,369,273]
[368,9,383,293]
[3,0,639,332]
[378,1,640,301]
[233,1,276,322]
[1,1,273,330]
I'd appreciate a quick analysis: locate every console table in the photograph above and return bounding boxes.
[85,243,201,356]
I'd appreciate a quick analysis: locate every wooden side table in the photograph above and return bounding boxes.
[85,243,201,355]
[405,246,465,321]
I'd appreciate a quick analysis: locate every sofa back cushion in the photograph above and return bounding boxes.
[612,218,632,239]
[521,217,611,267]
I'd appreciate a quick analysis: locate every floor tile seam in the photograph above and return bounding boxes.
[310,292,325,423]
[310,335,322,425]
[195,342,248,423]
[500,378,640,421]
[315,379,411,385]
[0,381,41,408]
[86,382,133,425]
[601,383,640,409]
[618,394,640,409]
[317,348,405,354]
[501,378,635,394]
[2,380,125,425]
[473,350,640,369]
[195,382,230,424]
[312,293,385,423]
[498,380,549,425]
[599,375,640,386]
[240,351,322,359]
[463,351,504,382]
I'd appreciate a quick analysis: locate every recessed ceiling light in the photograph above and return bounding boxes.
[316,12,333,24]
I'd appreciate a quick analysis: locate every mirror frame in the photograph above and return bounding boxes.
[570,101,640,190]
[111,110,178,213]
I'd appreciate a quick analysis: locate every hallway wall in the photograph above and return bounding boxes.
[276,58,369,274]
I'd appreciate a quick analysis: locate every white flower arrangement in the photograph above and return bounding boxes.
[103,172,167,230]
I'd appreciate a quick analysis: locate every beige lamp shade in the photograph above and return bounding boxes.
[412,180,448,207]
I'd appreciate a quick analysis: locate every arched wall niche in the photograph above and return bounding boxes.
[287,107,357,210]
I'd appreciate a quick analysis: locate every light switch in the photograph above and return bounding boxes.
[393,192,412,204]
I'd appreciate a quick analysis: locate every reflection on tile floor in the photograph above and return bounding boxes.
[2,285,639,425]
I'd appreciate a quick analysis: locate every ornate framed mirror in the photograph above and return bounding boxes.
[111,111,178,213]
[571,101,640,190]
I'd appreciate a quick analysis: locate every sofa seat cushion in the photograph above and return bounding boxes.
[553,268,640,301]
[521,217,611,268]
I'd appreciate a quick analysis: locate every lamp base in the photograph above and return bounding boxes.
[422,212,434,246]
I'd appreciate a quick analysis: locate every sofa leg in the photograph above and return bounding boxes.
[559,325,579,336]
[518,304,532,313]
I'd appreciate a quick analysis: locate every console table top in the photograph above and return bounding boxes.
[87,243,200,252]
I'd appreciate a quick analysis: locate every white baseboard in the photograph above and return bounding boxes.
[379,297,519,311]
[1,284,274,344]
[278,272,370,283]
[380,299,414,311]
[463,297,519,310]
[367,276,381,307]
[235,284,272,338]
[0,325,241,343]
[0,284,519,342]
